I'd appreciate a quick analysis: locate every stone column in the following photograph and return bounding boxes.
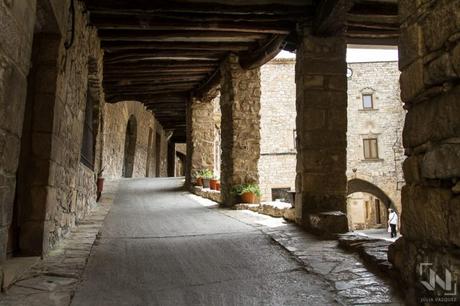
[295,30,348,234]
[220,54,261,206]
[185,97,216,187]
[388,0,460,302]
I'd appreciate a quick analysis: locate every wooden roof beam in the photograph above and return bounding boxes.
[314,0,354,36]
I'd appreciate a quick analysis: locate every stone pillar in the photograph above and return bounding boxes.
[185,97,216,187]
[295,30,348,234]
[388,0,460,303]
[220,54,261,206]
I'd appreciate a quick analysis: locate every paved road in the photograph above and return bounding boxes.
[71,178,337,306]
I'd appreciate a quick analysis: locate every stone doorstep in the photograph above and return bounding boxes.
[1,257,40,291]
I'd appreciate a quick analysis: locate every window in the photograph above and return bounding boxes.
[80,95,94,169]
[271,188,291,202]
[363,138,379,159]
[362,94,373,109]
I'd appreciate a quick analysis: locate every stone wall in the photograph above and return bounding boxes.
[0,0,107,258]
[220,54,261,206]
[37,1,104,253]
[346,61,405,214]
[102,101,168,180]
[258,59,405,212]
[0,0,37,259]
[259,59,296,201]
[389,0,460,303]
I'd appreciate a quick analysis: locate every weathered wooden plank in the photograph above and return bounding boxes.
[91,15,293,34]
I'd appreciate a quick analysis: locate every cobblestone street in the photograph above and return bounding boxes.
[1,179,403,305]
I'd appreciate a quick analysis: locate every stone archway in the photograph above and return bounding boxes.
[347,179,393,230]
[122,115,137,178]
[347,179,393,209]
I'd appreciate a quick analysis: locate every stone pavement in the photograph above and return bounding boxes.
[0,182,117,306]
[213,201,405,305]
[71,178,338,306]
[0,179,405,305]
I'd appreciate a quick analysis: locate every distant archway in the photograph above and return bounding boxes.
[347,179,393,208]
[123,115,137,177]
[347,179,393,231]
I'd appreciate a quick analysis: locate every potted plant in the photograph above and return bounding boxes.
[96,167,105,202]
[201,169,213,189]
[194,171,203,187]
[216,181,221,191]
[233,183,261,204]
[210,175,219,190]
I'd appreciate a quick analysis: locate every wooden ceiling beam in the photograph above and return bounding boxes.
[90,15,293,34]
[84,0,312,15]
[104,50,226,64]
[98,30,268,42]
[314,0,354,36]
[102,41,255,52]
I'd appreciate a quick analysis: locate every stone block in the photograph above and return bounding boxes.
[451,42,460,77]
[0,60,27,136]
[0,130,20,174]
[308,211,349,235]
[400,59,425,103]
[421,143,460,179]
[421,0,460,52]
[301,173,347,194]
[399,23,424,70]
[403,85,460,147]
[402,155,422,184]
[424,52,458,86]
[401,185,451,245]
[301,149,346,173]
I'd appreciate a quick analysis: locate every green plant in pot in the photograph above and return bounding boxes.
[232,183,261,204]
[201,169,213,189]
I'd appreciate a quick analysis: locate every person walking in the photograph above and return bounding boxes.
[388,209,398,238]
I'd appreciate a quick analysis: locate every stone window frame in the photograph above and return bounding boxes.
[359,87,378,111]
[361,133,383,162]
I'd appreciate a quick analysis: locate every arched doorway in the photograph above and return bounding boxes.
[123,115,137,178]
[347,179,393,231]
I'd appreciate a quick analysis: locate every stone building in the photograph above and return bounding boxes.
[0,0,171,261]
[258,59,405,232]
[0,0,459,304]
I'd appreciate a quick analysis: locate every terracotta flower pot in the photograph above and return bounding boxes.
[216,182,221,191]
[195,177,203,186]
[210,179,218,190]
[241,192,257,204]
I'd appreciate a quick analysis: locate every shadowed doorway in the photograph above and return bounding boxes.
[123,115,137,178]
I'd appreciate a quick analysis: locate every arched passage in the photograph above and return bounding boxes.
[347,179,393,208]
[347,179,394,231]
[123,115,137,178]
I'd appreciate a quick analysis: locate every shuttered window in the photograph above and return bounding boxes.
[363,138,379,159]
